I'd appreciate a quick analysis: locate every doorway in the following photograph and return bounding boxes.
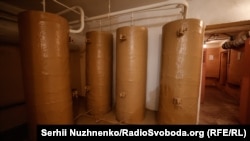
[199,20,250,124]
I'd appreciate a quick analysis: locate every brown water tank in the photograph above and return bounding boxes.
[18,10,73,141]
[85,31,113,117]
[115,26,148,124]
[158,18,205,124]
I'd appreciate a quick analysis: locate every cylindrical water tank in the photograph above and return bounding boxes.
[18,10,73,141]
[158,18,205,124]
[85,31,113,116]
[115,26,148,124]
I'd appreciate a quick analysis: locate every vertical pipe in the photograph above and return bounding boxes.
[42,0,46,12]
[116,26,148,124]
[18,10,73,141]
[85,31,113,117]
[158,18,205,124]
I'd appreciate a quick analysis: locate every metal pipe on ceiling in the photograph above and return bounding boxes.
[53,0,85,33]
[222,31,250,49]
[85,0,188,22]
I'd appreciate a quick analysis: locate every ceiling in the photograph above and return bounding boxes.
[1,0,249,47]
[0,0,186,44]
[204,21,250,48]
[0,0,167,18]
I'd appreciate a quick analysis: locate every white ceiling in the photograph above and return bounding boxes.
[0,0,167,18]
[0,0,186,44]
[1,0,248,47]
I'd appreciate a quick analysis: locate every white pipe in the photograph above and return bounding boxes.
[53,0,80,14]
[69,20,80,25]
[85,0,188,22]
[108,0,111,16]
[53,0,85,33]
[69,6,85,33]
[42,0,46,12]
[86,13,181,30]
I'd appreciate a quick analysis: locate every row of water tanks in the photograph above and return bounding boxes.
[85,20,205,124]
[85,26,148,123]
[18,10,204,141]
